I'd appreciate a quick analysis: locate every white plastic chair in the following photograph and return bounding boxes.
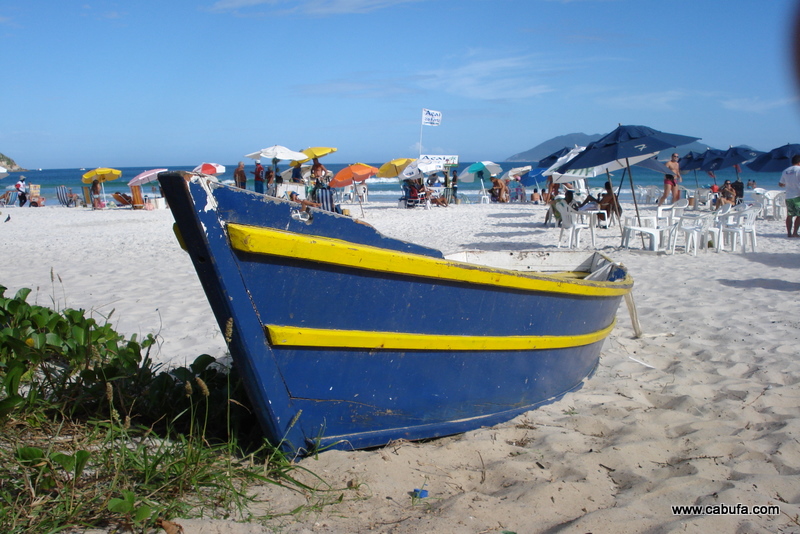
[721,205,759,253]
[657,198,689,225]
[671,214,714,256]
[644,185,662,204]
[763,190,784,220]
[554,201,588,249]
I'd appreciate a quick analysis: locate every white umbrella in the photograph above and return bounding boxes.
[501,166,532,180]
[247,145,308,164]
[0,166,8,180]
[128,168,168,187]
[546,148,658,184]
[401,160,443,180]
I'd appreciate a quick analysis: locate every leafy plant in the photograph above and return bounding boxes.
[0,285,337,533]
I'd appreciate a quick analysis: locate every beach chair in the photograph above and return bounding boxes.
[82,186,94,208]
[130,185,145,210]
[55,185,76,207]
[314,185,338,213]
[112,192,133,207]
[0,191,18,207]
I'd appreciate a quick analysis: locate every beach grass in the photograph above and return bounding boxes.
[0,284,334,533]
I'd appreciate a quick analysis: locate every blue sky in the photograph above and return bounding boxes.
[2,0,799,168]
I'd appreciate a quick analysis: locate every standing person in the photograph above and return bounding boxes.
[272,158,283,186]
[15,176,28,207]
[264,168,276,196]
[658,153,682,206]
[234,161,247,189]
[779,154,800,238]
[451,170,458,203]
[252,160,265,194]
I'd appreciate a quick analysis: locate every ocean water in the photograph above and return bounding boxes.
[3,163,784,206]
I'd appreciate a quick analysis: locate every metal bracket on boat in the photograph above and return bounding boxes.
[291,209,313,224]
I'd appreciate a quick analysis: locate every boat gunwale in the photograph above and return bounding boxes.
[226,223,633,298]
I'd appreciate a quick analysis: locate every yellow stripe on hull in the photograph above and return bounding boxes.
[266,320,615,351]
[227,224,631,297]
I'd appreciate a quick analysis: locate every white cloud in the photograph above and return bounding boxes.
[597,90,687,111]
[721,96,798,113]
[418,55,553,100]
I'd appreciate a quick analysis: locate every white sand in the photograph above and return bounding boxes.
[2,200,799,533]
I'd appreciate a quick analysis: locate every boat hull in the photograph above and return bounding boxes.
[159,173,633,453]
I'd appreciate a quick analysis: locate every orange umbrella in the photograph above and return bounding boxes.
[329,163,378,188]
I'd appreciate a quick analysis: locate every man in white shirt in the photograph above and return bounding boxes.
[15,176,27,207]
[778,154,800,237]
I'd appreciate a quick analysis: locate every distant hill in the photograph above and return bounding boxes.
[507,135,716,163]
[0,153,24,171]
[506,133,602,162]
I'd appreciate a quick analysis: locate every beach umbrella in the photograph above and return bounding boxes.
[746,143,800,173]
[82,168,122,205]
[192,163,226,176]
[290,146,338,166]
[559,124,699,234]
[128,168,168,187]
[458,161,502,183]
[377,158,416,178]
[401,160,443,181]
[329,163,378,188]
[701,146,763,175]
[535,147,572,168]
[501,166,532,180]
[82,167,122,184]
[0,166,7,180]
[246,145,307,162]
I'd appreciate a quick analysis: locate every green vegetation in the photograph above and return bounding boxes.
[0,153,19,171]
[0,283,330,533]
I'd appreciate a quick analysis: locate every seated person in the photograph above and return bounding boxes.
[577,181,621,222]
[543,184,563,225]
[288,191,321,211]
[717,181,736,209]
[424,185,448,207]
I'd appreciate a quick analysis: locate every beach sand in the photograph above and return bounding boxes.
[2,200,799,533]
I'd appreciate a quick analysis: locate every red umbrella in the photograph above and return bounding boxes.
[193,163,226,176]
[329,163,378,188]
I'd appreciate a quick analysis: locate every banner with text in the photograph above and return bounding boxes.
[421,108,442,126]
[420,154,459,166]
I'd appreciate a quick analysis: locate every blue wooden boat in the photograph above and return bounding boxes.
[158,172,634,454]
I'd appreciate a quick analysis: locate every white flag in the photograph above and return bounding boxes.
[422,108,442,126]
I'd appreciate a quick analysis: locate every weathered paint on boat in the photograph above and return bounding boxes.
[159,172,633,454]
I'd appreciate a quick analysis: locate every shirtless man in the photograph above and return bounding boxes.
[658,153,682,206]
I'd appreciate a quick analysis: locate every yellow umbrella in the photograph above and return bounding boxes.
[290,146,338,166]
[82,167,122,183]
[377,158,416,178]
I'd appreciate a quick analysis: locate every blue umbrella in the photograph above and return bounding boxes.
[701,146,763,174]
[559,124,699,235]
[746,143,800,173]
[558,125,699,172]
[535,147,572,168]
[679,150,715,172]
